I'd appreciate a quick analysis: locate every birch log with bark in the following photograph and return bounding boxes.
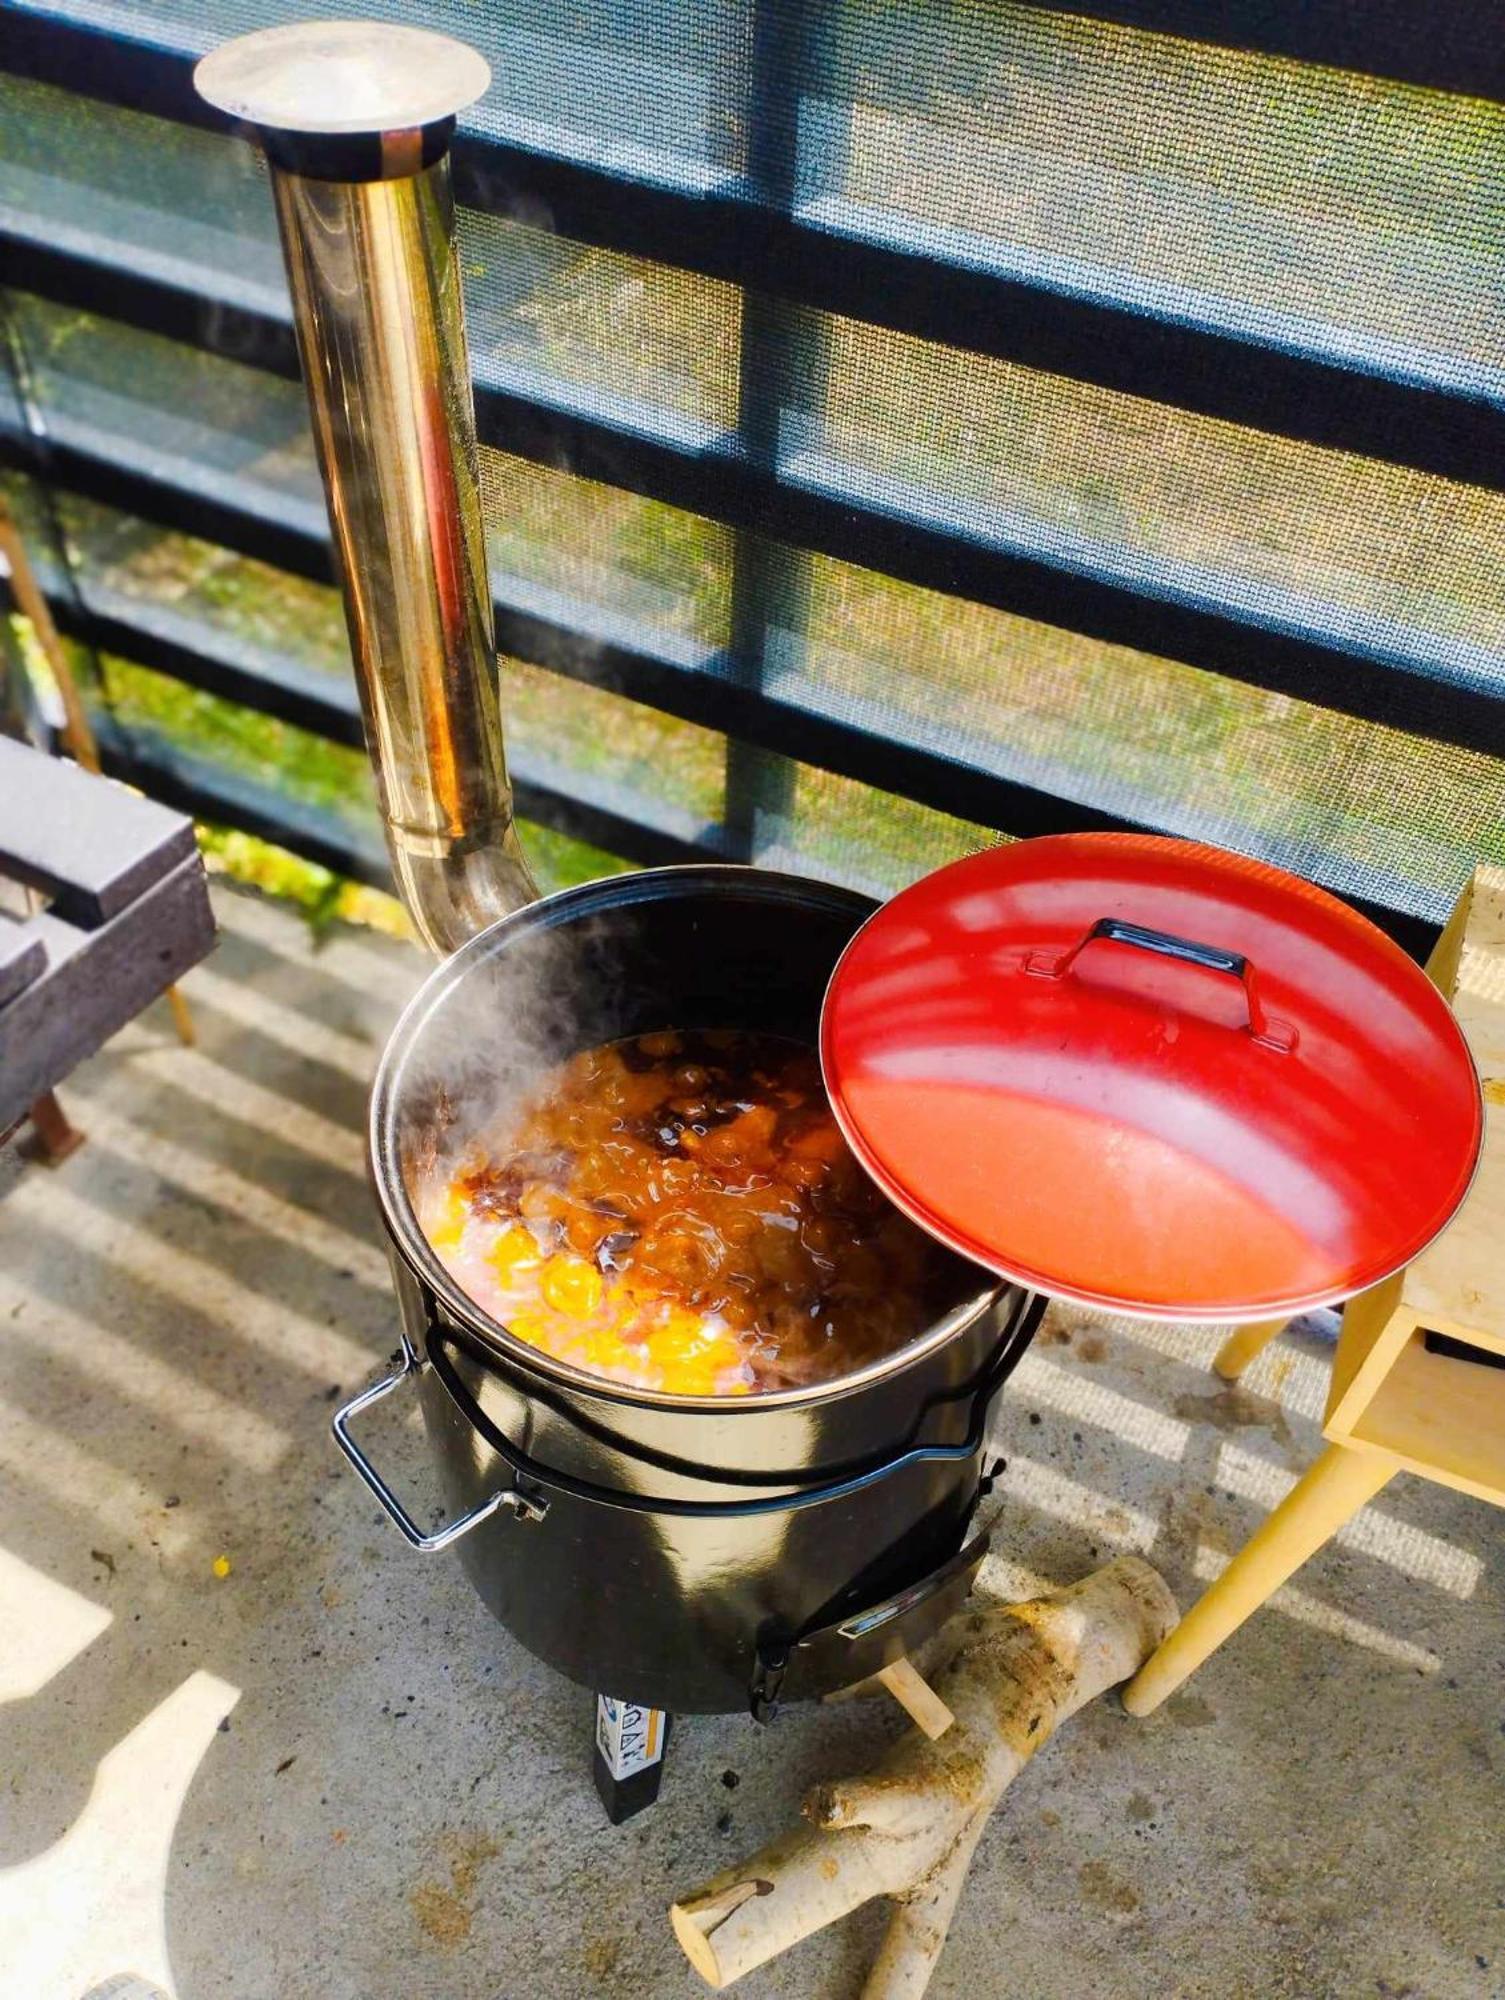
[670,1556,1177,1998]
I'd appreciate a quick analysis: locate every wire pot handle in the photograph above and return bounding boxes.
[425,1288,1044,1494]
[424,1325,1010,1521]
[331,1348,549,1551]
[336,1293,1043,1545]
[1025,915,1298,1053]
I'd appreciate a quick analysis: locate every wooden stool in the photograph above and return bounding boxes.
[1124,865,1505,1716]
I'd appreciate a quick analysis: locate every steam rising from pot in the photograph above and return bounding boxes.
[393,915,630,1206]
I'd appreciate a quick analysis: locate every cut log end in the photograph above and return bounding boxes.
[670,1903,730,1989]
[671,1879,775,1989]
[669,1558,1177,1995]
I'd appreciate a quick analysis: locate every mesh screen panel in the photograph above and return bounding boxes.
[460,217,739,446]
[24,0,1505,392]
[504,657,725,838]
[3,290,324,525]
[4,1,1504,935]
[1,470,730,850]
[4,292,732,646]
[54,491,348,682]
[32,0,752,186]
[8,73,1501,699]
[99,655,381,837]
[814,4,1505,395]
[6,286,1505,918]
[83,659,633,896]
[800,312,1505,685]
[481,454,731,651]
[0,71,285,312]
[783,553,1505,913]
[7,68,1502,693]
[0,75,740,440]
[752,756,1001,898]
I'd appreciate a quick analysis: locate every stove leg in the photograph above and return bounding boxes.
[592,1694,671,1824]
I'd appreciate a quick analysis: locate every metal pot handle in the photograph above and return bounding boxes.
[1025,915,1297,1052]
[425,1321,1029,1521]
[331,1350,549,1550]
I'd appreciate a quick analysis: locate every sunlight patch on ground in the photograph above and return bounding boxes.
[135,1046,363,1169]
[6,1289,287,1474]
[66,1094,388,1290]
[974,1550,1055,1602]
[1009,1350,1194,1460]
[14,1177,377,1385]
[216,881,419,1003]
[0,1406,193,1554]
[996,1455,1160,1553]
[187,964,380,1086]
[0,1665,240,2000]
[1191,1543,1441,1673]
[0,1546,111,1703]
[1215,1441,1484,1598]
[1101,1313,1331,1421]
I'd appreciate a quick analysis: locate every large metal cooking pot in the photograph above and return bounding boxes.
[192,29,1039,1720]
[336,866,1040,1715]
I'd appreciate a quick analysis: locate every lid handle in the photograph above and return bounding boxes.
[1025,917,1298,1053]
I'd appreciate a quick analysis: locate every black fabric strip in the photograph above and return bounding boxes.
[5,351,1499,765]
[1,11,1501,491]
[0,543,1443,959]
[998,0,1505,102]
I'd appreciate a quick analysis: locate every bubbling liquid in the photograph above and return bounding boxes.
[418,1029,956,1395]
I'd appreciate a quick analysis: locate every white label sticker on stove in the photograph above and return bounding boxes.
[596,1695,666,1780]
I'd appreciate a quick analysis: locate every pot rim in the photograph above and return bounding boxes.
[370,863,1008,1414]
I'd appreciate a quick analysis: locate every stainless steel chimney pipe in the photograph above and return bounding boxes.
[196,21,537,951]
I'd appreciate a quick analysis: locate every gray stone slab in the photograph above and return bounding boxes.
[0,915,45,1007]
[0,852,215,1129]
[0,735,197,926]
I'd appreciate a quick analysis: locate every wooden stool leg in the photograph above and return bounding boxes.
[165,984,196,1046]
[1122,1443,1396,1716]
[1212,1316,1289,1381]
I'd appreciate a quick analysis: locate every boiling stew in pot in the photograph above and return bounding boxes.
[418,1029,955,1394]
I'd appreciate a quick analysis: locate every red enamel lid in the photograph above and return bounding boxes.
[821,834,1482,1322]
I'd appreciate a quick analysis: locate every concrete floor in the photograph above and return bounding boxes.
[1,882,1502,2000]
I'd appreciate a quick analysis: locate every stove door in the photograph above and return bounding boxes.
[751,1531,989,1720]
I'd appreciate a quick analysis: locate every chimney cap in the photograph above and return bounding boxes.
[195,19,490,139]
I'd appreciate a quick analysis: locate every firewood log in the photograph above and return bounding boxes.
[670,1556,1177,1998]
